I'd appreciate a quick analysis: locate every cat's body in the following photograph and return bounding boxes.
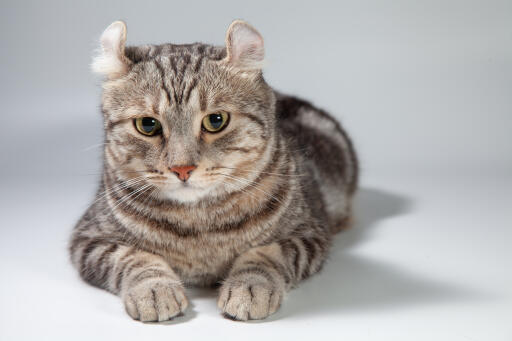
[70,21,357,322]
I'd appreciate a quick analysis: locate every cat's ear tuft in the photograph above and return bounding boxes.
[224,20,264,70]
[91,21,131,78]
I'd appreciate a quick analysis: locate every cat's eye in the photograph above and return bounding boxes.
[134,117,162,136]
[202,112,230,133]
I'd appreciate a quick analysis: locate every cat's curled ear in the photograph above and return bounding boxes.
[91,21,132,79]
[224,20,264,70]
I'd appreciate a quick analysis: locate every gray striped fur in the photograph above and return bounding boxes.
[69,20,358,322]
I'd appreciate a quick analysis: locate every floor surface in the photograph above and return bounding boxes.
[1,173,510,340]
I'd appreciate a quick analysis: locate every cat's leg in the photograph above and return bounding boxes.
[70,236,188,322]
[218,236,328,321]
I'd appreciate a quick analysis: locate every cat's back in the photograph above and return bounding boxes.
[275,93,358,232]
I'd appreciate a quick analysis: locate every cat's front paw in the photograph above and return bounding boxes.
[122,278,188,322]
[218,275,284,321]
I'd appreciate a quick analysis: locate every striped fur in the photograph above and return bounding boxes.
[70,20,358,322]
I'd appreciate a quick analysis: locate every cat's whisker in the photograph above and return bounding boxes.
[128,184,154,204]
[82,143,109,152]
[218,173,282,203]
[115,183,155,214]
[218,178,261,202]
[109,183,153,212]
[110,184,151,207]
[108,185,156,236]
[103,175,147,194]
[118,169,155,174]
[78,170,151,176]
[213,166,306,178]
[118,187,158,244]
[93,176,148,205]
[95,178,146,203]
[205,172,260,200]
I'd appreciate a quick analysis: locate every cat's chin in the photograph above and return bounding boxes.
[157,183,215,203]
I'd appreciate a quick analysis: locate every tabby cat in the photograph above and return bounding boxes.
[69,20,357,322]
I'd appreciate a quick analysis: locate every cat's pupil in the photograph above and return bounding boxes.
[141,117,156,132]
[209,114,223,129]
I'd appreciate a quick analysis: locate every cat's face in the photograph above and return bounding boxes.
[96,21,275,203]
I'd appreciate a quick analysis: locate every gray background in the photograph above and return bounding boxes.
[0,1,511,340]
[1,0,511,180]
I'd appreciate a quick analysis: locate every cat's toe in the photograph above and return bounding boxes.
[123,278,188,322]
[218,279,283,321]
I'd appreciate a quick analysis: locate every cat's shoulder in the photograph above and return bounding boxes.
[274,92,342,131]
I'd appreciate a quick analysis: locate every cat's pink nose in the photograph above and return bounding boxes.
[169,165,197,182]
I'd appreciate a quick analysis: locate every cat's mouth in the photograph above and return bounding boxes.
[129,172,219,202]
[146,176,205,191]
[175,181,201,190]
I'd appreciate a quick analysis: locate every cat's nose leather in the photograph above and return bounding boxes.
[169,165,197,182]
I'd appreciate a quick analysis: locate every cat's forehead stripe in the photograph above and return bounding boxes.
[153,59,172,107]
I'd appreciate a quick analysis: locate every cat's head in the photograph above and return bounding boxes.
[94,20,276,203]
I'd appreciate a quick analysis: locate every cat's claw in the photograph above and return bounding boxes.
[122,278,188,322]
[218,278,283,321]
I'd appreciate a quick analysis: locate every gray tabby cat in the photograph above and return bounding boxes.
[69,20,357,322]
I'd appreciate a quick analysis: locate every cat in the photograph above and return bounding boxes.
[69,20,358,322]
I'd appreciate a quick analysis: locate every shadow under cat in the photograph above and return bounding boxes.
[264,187,480,320]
